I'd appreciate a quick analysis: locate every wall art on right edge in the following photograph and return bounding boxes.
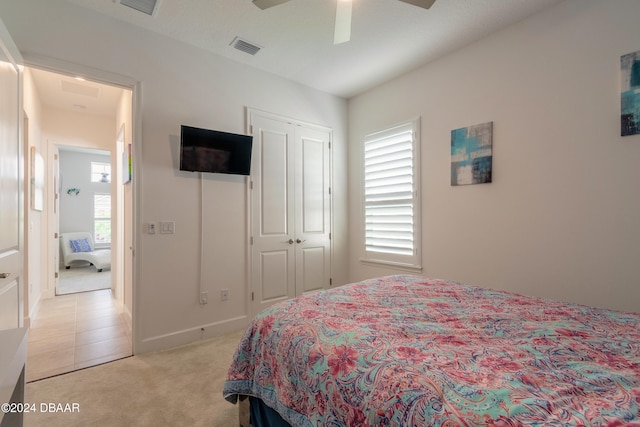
[451,121,493,186]
[621,50,640,136]
[123,143,132,184]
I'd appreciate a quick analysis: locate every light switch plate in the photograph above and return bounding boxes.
[159,221,175,234]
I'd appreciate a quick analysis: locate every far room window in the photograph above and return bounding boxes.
[91,161,111,183]
[362,119,421,269]
[94,194,111,245]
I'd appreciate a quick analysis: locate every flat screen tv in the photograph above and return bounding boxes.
[180,125,253,175]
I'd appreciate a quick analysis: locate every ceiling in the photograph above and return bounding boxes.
[29,0,564,115]
[28,68,126,118]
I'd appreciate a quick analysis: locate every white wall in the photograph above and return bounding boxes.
[44,109,116,152]
[348,0,640,313]
[58,150,111,241]
[0,0,348,352]
[23,68,45,321]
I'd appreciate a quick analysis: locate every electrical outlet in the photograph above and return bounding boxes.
[147,223,156,234]
[220,289,229,301]
[200,292,208,304]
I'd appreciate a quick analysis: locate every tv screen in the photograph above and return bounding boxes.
[180,125,253,175]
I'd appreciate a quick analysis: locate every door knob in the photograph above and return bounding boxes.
[296,239,305,244]
[287,239,294,244]
[0,273,10,279]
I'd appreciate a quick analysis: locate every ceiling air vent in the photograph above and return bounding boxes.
[231,37,262,56]
[119,0,159,16]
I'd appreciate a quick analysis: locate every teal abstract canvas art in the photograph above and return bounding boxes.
[451,121,493,186]
[621,50,640,136]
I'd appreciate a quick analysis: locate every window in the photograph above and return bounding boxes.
[91,162,111,183]
[363,119,421,269]
[94,194,111,245]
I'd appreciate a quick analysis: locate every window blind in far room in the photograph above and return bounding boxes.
[94,194,112,245]
[362,119,421,269]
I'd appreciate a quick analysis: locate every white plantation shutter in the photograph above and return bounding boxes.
[363,120,421,268]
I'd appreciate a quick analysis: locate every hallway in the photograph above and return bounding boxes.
[27,289,132,382]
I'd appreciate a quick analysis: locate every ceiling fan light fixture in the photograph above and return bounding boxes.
[252,0,291,10]
[333,0,352,44]
[398,0,436,10]
[254,0,437,45]
[119,0,159,16]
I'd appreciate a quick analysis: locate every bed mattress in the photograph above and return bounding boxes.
[224,275,640,426]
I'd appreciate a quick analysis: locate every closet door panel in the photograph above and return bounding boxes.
[298,246,326,294]
[300,136,325,233]
[295,126,331,296]
[259,250,289,301]
[250,114,296,313]
[260,129,290,235]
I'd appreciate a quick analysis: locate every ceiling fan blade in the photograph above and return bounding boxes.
[333,0,352,44]
[398,0,436,9]
[252,0,292,10]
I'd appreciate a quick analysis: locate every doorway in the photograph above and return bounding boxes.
[56,146,113,295]
[24,66,135,381]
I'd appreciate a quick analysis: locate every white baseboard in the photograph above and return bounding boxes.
[122,303,132,334]
[136,315,250,354]
[25,291,43,328]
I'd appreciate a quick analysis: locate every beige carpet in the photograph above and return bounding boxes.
[57,266,111,295]
[25,329,244,427]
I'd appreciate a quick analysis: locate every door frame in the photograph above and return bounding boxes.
[52,144,113,296]
[246,108,334,317]
[22,54,142,353]
[49,145,60,298]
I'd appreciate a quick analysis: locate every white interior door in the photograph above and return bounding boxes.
[294,126,331,295]
[250,114,296,313]
[0,21,23,330]
[249,110,331,315]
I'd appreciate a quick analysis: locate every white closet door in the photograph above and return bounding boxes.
[294,126,331,296]
[249,110,331,315]
[250,114,296,313]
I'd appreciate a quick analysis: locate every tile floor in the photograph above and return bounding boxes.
[26,289,132,382]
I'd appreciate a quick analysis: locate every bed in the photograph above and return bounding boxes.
[223,274,640,426]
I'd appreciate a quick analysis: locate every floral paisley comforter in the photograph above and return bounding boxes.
[223,275,640,426]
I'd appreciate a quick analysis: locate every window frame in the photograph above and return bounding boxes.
[91,161,111,183]
[93,193,111,247]
[361,118,422,270]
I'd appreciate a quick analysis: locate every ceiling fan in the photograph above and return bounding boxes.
[252,0,436,44]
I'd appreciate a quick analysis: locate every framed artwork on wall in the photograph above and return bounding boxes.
[123,143,132,184]
[451,121,493,186]
[621,50,640,136]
